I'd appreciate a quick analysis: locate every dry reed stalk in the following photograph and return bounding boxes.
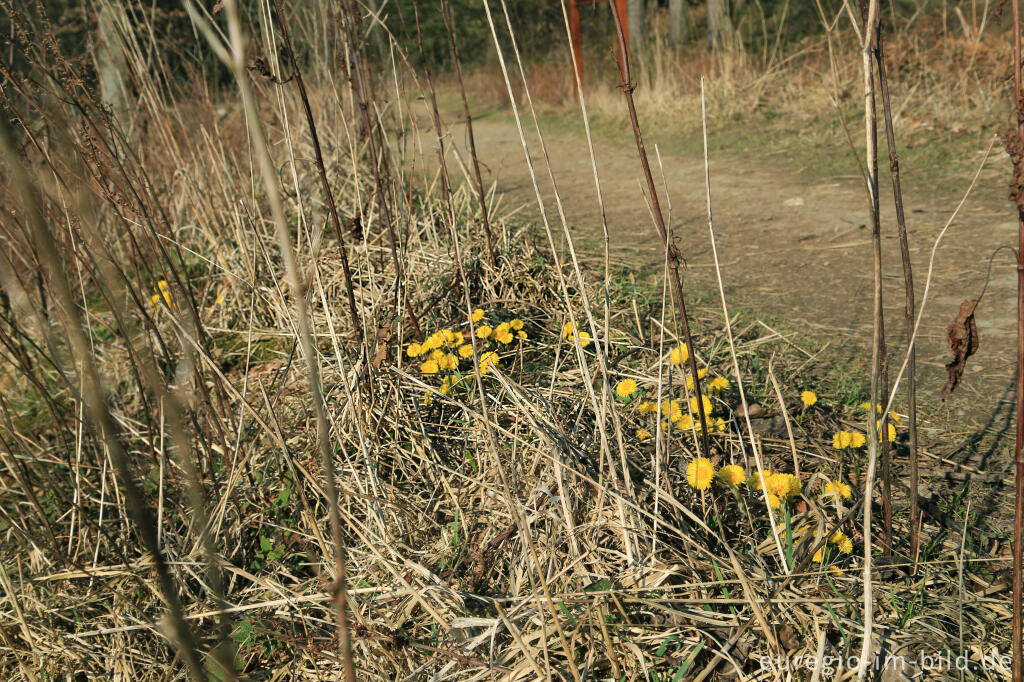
[479,0,638,565]
[493,0,633,511]
[858,0,882,679]
[440,0,498,268]
[1013,2,1024,680]
[189,1,356,677]
[339,0,420,340]
[606,0,712,458]
[875,14,921,572]
[269,0,365,352]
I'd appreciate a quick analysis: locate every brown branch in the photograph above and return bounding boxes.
[269,0,364,350]
[875,20,919,571]
[606,0,711,457]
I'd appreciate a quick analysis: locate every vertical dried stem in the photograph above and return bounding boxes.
[858,0,882,679]
[192,1,357,677]
[875,19,920,571]
[440,0,498,268]
[1012,2,1024,680]
[339,0,420,338]
[270,0,364,351]
[606,0,711,456]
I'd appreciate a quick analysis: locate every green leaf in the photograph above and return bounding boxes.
[583,579,612,593]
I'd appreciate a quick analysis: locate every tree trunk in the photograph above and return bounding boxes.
[668,0,688,48]
[707,0,734,51]
[95,0,127,112]
[627,0,646,57]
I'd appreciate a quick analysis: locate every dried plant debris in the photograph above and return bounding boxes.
[942,298,980,398]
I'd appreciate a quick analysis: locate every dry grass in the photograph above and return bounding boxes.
[0,1,1016,680]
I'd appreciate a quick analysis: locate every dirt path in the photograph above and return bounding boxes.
[419,104,1018,453]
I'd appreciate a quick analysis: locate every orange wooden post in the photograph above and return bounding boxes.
[568,0,629,101]
[569,0,583,97]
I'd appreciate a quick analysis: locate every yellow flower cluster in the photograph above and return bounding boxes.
[636,393,726,434]
[812,530,854,562]
[749,471,803,509]
[406,309,529,395]
[669,343,688,365]
[859,402,902,424]
[685,369,729,393]
[561,321,592,348]
[685,459,755,493]
[832,430,866,449]
[150,280,175,309]
[801,390,818,407]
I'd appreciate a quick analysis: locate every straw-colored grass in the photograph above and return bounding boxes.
[0,1,1015,680]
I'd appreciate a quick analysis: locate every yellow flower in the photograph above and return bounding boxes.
[476,325,492,340]
[458,344,474,358]
[439,376,454,395]
[423,332,443,351]
[669,344,689,366]
[820,480,852,500]
[472,308,485,322]
[876,420,897,443]
[708,376,730,392]
[615,379,638,398]
[636,428,651,440]
[153,280,173,307]
[561,321,575,339]
[510,319,524,330]
[421,359,439,375]
[430,348,445,362]
[685,368,709,390]
[407,343,423,358]
[748,471,770,490]
[441,353,458,371]
[812,548,824,563]
[577,331,592,348]
[830,531,853,554]
[690,394,713,416]
[637,401,657,414]
[493,323,514,344]
[676,413,694,429]
[833,430,866,449]
[766,493,781,509]
[479,351,499,374]
[801,390,818,407]
[718,464,746,488]
[765,473,796,499]
[517,330,528,340]
[686,457,715,491]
